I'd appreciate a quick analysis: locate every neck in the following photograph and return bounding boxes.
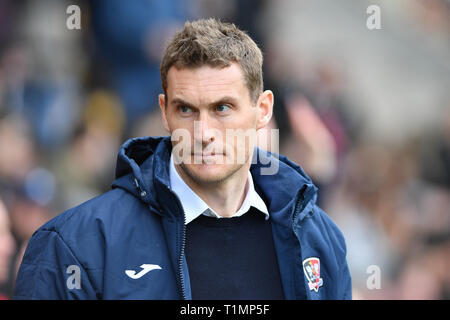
[175,163,250,218]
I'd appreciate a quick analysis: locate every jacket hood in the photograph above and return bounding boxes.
[112,136,318,227]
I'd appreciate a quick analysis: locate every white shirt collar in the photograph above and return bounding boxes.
[169,153,269,225]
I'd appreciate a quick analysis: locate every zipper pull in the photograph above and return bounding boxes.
[133,178,147,198]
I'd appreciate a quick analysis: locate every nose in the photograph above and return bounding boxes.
[194,115,216,146]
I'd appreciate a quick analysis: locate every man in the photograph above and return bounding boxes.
[14,18,351,300]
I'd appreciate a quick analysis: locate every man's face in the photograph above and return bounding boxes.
[159,63,272,185]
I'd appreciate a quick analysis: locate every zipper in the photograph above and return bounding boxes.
[291,185,314,300]
[178,211,187,300]
[165,184,188,300]
[292,185,306,226]
[292,184,316,227]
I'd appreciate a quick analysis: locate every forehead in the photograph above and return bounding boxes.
[166,63,250,103]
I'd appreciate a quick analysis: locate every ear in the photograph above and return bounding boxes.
[256,90,274,130]
[159,94,170,133]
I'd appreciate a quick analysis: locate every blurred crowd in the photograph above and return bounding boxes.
[0,0,449,299]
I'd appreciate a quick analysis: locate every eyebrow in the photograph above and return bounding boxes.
[170,96,239,109]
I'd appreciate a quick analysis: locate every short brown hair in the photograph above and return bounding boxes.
[160,18,263,102]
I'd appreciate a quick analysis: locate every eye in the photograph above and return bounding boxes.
[179,106,192,113]
[216,104,231,113]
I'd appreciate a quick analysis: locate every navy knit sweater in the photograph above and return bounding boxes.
[185,207,285,300]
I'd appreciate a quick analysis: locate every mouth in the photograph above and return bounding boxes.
[192,152,224,156]
[191,153,226,164]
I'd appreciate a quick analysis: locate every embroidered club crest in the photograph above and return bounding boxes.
[302,257,323,292]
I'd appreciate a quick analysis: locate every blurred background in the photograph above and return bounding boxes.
[0,0,449,299]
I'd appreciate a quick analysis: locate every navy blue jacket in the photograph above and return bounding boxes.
[14,136,352,300]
